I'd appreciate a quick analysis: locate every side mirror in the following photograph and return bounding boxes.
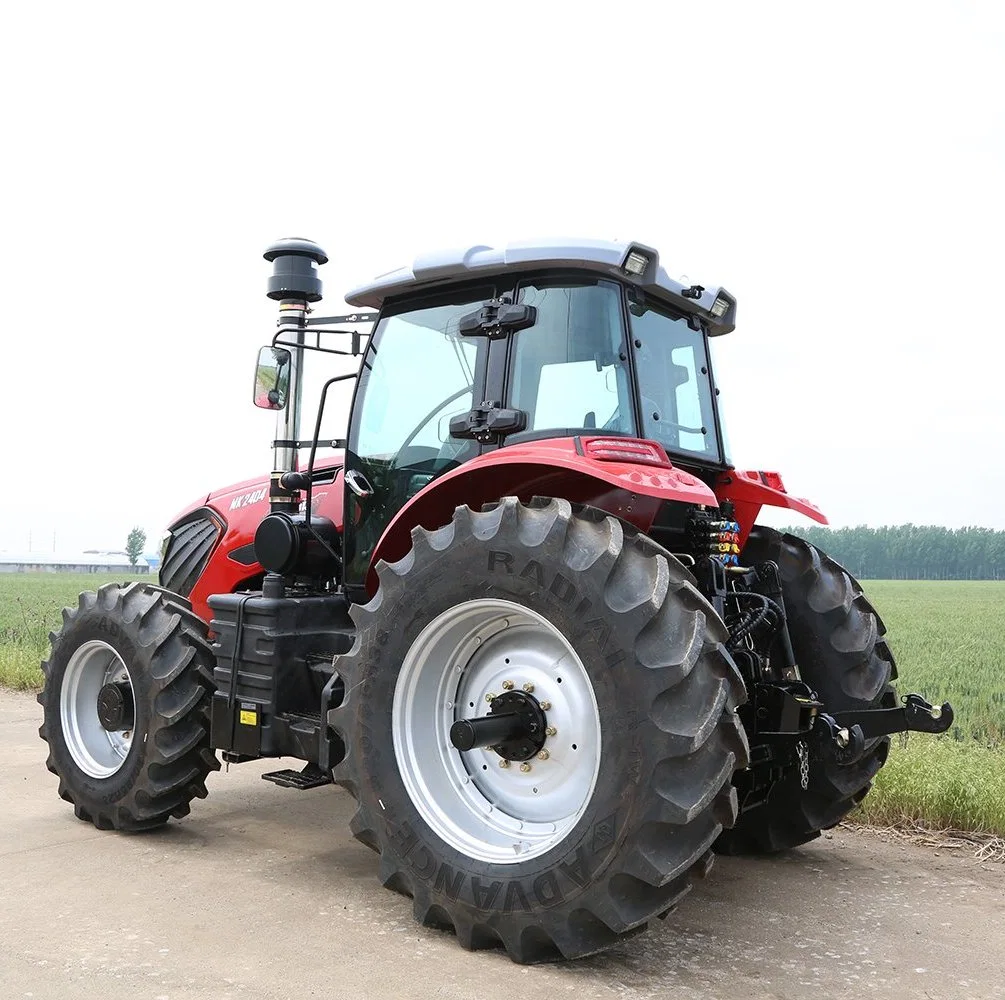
[253,346,291,410]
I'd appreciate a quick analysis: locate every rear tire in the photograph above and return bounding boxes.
[38,582,220,831]
[715,527,895,854]
[329,497,748,962]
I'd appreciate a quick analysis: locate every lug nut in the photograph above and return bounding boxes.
[523,682,535,693]
[499,759,510,769]
[545,726,557,737]
[519,762,532,773]
[485,693,496,703]
[537,749,550,761]
[539,700,551,711]
[501,680,514,690]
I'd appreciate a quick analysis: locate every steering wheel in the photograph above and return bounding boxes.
[396,384,473,466]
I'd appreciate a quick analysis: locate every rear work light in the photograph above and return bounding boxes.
[584,437,671,466]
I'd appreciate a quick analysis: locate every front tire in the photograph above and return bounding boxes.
[38,582,220,831]
[329,498,748,962]
[715,527,895,854]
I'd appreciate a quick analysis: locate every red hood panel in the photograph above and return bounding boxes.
[166,457,345,622]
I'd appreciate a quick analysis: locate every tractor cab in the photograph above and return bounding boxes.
[254,238,738,595]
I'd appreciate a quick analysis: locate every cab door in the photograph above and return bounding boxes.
[342,284,498,588]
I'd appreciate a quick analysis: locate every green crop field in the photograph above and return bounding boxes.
[852,580,1005,836]
[0,573,152,690]
[2,574,1003,835]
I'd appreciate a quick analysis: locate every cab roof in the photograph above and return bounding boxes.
[344,238,736,335]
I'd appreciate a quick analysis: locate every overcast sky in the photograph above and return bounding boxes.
[1,1,1002,554]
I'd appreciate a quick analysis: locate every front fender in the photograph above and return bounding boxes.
[367,436,718,593]
[715,469,827,547]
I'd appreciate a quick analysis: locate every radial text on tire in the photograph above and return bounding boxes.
[328,497,749,963]
[38,582,220,831]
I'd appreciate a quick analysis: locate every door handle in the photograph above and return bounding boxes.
[344,469,374,498]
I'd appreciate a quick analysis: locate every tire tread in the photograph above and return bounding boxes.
[329,497,748,962]
[38,582,220,833]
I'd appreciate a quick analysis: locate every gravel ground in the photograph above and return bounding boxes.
[4,690,1002,1000]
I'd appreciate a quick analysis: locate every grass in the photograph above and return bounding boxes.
[0,573,152,691]
[856,737,1005,835]
[863,580,1005,745]
[2,574,1003,835]
[852,580,1005,836]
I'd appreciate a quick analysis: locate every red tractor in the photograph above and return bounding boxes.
[39,238,952,962]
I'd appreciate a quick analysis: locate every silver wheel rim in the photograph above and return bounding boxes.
[59,640,135,779]
[392,598,601,864]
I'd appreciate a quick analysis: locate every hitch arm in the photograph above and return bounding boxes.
[831,693,954,741]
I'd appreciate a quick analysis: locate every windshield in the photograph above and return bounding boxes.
[627,296,720,462]
[354,302,479,464]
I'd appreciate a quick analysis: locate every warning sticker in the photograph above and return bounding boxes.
[239,709,258,726]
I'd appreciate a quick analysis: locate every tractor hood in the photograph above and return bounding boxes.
[160,455,345,622]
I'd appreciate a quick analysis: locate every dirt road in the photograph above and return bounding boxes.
[3,690,1001,999]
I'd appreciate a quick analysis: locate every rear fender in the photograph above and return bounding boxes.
[715,469,827,547]
[367,436,718,595]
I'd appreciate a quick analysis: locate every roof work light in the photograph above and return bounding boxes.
[710,294,730,318]
[623,250,650,276]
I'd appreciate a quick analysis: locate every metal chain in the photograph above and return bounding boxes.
[797,741,810,791]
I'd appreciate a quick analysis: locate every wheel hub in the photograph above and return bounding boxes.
[97,681,134,731]
[392,598,601,864]
[60,639,136,779]
[448,689,547,761]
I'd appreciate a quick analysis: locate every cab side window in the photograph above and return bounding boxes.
[510,279,634,436]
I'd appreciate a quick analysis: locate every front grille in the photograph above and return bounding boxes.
[159,510,222,597]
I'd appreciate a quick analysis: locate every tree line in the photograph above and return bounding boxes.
[777,525,1005,580]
